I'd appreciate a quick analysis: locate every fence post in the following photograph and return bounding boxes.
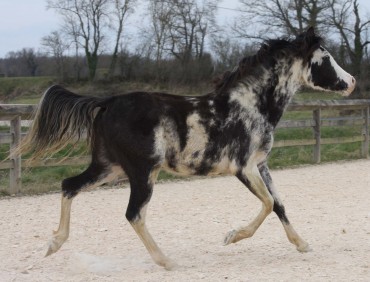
[9,116,21,194]
[313,108,321,163]
[362,106,369,158]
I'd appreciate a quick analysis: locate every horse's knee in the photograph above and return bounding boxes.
[126,189,152,223]
[126,207,139,222]
[126,200,149,224]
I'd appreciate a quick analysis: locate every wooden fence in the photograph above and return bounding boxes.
[1,100,370,195]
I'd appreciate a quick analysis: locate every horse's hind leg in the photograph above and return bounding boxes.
[125,165,177,270]
[46,162,121,256]
[258,163,311,252]
[45,195,72,256]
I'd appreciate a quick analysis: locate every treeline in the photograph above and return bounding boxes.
[0,36,254,87]
[0,0,370,96]
[1,42,369,97]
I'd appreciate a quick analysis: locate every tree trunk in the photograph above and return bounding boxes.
[87,52,98,81]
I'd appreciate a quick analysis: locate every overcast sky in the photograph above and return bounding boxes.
[0,0,369,58]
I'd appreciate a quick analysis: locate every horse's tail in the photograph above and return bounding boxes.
[17,85,104,160]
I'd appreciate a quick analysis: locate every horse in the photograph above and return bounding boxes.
[19,27,355,270]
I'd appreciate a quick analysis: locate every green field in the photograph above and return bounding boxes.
[0,77,368,196]
[0,76,56,103]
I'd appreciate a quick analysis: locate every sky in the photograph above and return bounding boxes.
[0,0,370,58]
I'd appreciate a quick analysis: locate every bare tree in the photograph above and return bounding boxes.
[22,48,39,76]
[145,0,219,64]
[108,0,136,78]
[47,0,111,81]
[41,31,69,79]
[4,52,20,76]
[66,18,84,80]
[4,49,38,76]
[146,0,172,63]
[236,0,331,39]
[327,0,370,80]
[211,36,256,72]
[160,0,219,65]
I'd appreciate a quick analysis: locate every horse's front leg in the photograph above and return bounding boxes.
[258,163,311,252]
[224,164,274,244]
[126,166,177,270]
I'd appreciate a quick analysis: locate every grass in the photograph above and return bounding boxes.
[268,143,363,169]
[0,79,369,196]
[292,90,343,101]
[0,76,56,103]
[274,124,362,140]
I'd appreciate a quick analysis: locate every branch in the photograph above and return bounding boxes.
[362,41,370,48]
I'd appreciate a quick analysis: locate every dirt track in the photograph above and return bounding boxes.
[1,160,369,281]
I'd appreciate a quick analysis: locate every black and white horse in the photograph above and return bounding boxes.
[20,27,355,270]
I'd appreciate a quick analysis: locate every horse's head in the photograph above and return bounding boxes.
[299,27,356,96]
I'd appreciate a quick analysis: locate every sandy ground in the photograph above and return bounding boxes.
[0,160,369,282]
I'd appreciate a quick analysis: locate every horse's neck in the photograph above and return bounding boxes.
[274,59,303,98]
[230,60,302,127]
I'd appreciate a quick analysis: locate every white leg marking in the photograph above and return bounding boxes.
[224,164,274,245]
[283,223,312,252]
[131,205,177,270]
[46,195,72,256]
[261,165,311,252]
[45,167,122,257]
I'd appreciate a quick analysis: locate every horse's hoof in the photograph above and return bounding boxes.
[163,260,179,271]
[45,236,65,257]
[45,243,58,257]
[223,229,237,245]
[297,242,312,253]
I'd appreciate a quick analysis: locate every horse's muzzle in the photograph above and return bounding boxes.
[341,76,356,96]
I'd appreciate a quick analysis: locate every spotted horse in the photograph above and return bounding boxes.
[19,27,355,270]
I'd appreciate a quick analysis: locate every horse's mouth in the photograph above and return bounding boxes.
[340,84,356,97]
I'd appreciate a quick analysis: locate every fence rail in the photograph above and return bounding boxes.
[1,100,370,194]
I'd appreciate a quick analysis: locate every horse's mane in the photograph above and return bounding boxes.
[213,28,323,95]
